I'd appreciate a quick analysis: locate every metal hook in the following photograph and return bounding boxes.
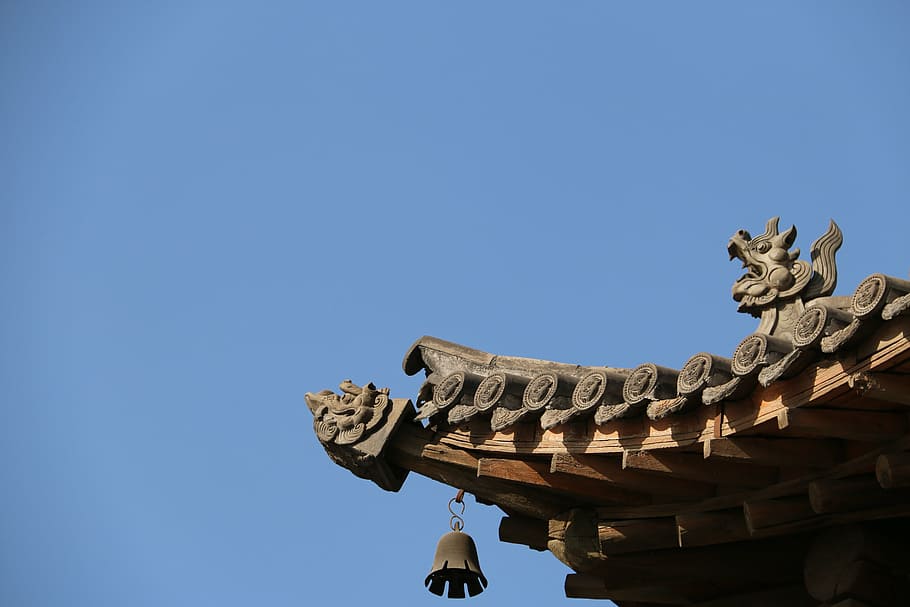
[448,492,467,531]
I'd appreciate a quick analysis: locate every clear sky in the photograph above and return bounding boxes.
[3,2,909,606]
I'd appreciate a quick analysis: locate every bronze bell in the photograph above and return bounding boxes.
[425,530,488,598]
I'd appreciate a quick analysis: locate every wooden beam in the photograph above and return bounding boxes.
[876,452,910,488]
[704,436,842,468]
[498,516,547,551]
[805,523,910,603]
[849,371,910,407]
[808,475,910,514]
[598,517,679,555]
[623,450,778,488]
[386,424,571,519]
[583,534,809,585]
[743,496,815,533]
[550,452,716,500]
[477,457,652,505]
[676,509,750,548]
[828,599,875,607]
[777,408,909,442]
[564,574,691,604]
[687,584,813,607]
[599,434,910,521]
[563,574,607,599]
[833,560,907,607]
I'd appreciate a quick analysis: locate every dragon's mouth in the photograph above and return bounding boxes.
[739,266,762,280]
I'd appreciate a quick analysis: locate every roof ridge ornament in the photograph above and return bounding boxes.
[728,217,843,338]
[305,380,415,491]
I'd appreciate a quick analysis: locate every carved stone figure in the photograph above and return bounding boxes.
[305,380,414,491]
[728,217,842,337]
[306,379,390,445]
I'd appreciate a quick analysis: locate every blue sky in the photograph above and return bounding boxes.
[3,2,909,606]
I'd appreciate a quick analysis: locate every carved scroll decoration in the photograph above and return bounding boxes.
[623,364,659,405]
[475,373,507,411]
[435,372,467,408]
[306,380,391,446]
[572,372,608,411]
[822,274,910,352]
[305,380,414,492]
[654,353,732,419]
[524,373,558,411]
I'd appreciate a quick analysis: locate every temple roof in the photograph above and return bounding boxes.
[305,217,910,605]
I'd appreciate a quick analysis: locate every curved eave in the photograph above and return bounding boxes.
[432,315,910,456]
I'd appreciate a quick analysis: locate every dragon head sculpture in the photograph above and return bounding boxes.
[305,379,390,446]
[728,217,814,313]
[727,216,843,326]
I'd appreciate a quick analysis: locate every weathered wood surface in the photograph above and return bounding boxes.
[808,475,910,514]
[477,457,652,505]
[584,534,810,583]
[876,451,910,488]
[685,584,814,607]
[704,436,842,468]
[498,516,548,551]
[595,434,910,521]
[564,575,692,604]
[805,524,910,605]
[622,450,777,488]
[385,423,570,519]
[743,496,815,532]
[848,371,910,407]
[550,452,716,499]
[598,518,679,554]
[776,407,909,441]
[676,509,750,548]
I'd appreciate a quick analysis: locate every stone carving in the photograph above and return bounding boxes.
[486,375,531,431]
[524,373,558,410]
[821,274,910,353]
[539,375,580,430]
[572,372,608,410]
[702,376,747,405]
[490,405,527,432]
[793,305,828,348]
[853,274,888,318]
[416,371,483,422]
[474,373,507,411]
[793,297,853,348]
[623,364,658,405]
[883,293,910,321]
[758,349,805,387]
[647,396,690,420]
[446,404,479,425]
[731,333,791,376]
[435,372,468,408]
[306,380,391,446]
[728,217,842,337]
[652,353,732,419]
[305,381,414,491]
[623,363,678,404]
[850,274,910,320]
[594,402,632,424]
[821,318,863,354]
[759,299,854,385]
[731,335,766,376]
[677,354,712,395]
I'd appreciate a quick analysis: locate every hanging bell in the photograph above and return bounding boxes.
[425,492,488,598]
[425,530,488,598]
